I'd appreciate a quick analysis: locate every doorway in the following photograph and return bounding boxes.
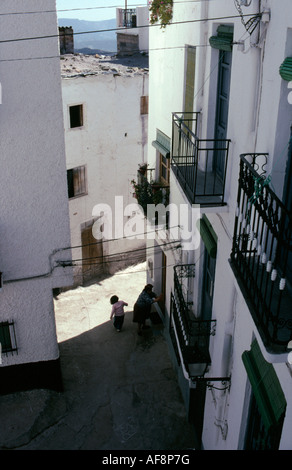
[201,247,216,322]
[214,49,232,179]
[81,221,103,284]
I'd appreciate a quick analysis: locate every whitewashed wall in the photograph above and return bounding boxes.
[0,1,72,371]
[62,69,149,280]
[116,6,149,52]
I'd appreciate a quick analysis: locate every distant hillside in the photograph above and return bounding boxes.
[58,18,117,54]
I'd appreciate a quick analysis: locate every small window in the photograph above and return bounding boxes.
[140,96,149,115]
[67,165,87,198]
[0,321,17,357]
[69,104,83,128]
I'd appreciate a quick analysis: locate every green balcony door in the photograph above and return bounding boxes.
[198,216,217,322]
[184,46,196,114]
[214,49,232,179]
[202,247,216,323]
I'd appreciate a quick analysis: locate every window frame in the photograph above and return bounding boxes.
[0,321,18,357]
[67,165,88,199]
[140,96,149,115]
[159,152,170,185]
[69,104,84,129]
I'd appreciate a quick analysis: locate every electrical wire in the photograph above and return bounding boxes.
[62,239,205,281]
[54,224,181,252]
[0,13,260,45]
[0,44,206,63]
[0,2,225,17]
[0,12,259,63]
[0,3,145,16]
[61,238,182,265]
[2,226,183,283]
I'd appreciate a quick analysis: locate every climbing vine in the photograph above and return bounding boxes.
[149,0,173,28]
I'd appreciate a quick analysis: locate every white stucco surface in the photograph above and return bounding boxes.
[0,1,72,366]
[61,54,149,280]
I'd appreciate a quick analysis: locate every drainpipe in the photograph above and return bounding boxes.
[213,288,236,441]
[196,0,209,111]
[220,287,236,378]
[253,0,268,152]
[141,75,147,164]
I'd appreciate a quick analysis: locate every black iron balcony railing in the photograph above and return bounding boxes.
[171,112,231,206]
[121,8,136,28]
[230,154,292,354]
[172,265,216,377]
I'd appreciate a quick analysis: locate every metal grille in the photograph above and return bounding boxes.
[230,154,292,353]
[0,321,18,357]
[121,9,136,28]
[172,266,216,373]
[171,112,230,206]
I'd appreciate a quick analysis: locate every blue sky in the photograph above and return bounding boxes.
[56,1,148,21]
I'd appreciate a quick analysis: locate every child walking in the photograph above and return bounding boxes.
[110,295,128,332]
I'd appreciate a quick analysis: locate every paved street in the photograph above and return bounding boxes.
[0,263,196,450]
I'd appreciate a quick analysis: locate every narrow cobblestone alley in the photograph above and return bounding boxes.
[0,263,196,451]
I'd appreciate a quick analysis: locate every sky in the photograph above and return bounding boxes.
[56,1,148,22]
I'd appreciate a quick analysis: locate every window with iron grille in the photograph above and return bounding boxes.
[0,321,18,357]
[119,9,136,28]
[67,165,87,199]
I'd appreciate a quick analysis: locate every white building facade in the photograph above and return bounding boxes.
[145,0,292,450]
[116,6,149,55]
[0,1,73,393]
[61,56,149,285]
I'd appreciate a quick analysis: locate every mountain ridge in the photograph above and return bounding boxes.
[58,17,117,54]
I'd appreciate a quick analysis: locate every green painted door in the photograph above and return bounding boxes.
[214,49,232,179]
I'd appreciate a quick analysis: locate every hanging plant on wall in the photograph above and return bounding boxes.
[149,0,173,28]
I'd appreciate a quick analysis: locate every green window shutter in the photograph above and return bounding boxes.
[242,340,287,430]
[209,25,234,52]
[196,215,217,258]
[279,57,292,81]
[152,129,170,158]
[184,46,196,115]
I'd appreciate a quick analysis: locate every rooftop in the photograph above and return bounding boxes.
[60,53,149,79]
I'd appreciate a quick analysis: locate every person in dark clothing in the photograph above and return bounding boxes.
[133,284,162,335]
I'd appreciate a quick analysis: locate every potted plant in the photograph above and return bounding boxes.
[131,179,153,212]
[138,163,148,175]
[131,178,170,214]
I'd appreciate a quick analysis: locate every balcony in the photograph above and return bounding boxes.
[230,154,292,354]
[171,264,216,378]
[118,8,137,28]
[171,112,231,206]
